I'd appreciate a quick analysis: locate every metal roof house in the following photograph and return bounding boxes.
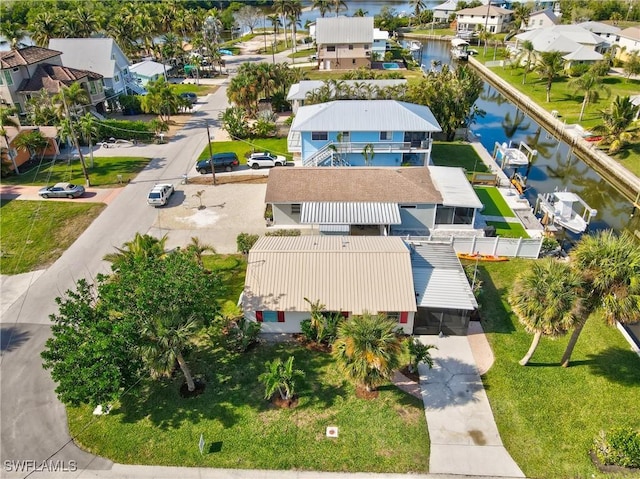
[129,60,171,87]
[515,25,605,54]
[287,100,441,166]
[455,5,514,35]
[242,236,478,335]
[315,17,374,70]
[286,79,408,113]
[48,38,136,95]
[265,167,483,237]
[242,236,417,333]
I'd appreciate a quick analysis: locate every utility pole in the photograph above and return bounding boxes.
[206,121,216,186]
[60,86,91,187]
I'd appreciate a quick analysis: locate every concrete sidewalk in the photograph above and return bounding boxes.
[417,335,525,478]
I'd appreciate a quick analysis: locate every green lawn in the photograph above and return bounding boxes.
[485,220,529,238]
[199,138,291,164]
[0,199,105,274]
[432,142,489,173]
[288,47,316,59]
[170,84,218,96]
[67,341,429,472]
[2,156,151,187]
[202,254,246,304]
[479,260,640,478]
[474,186,516,217]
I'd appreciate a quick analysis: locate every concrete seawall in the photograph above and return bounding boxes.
[467,57,640,207]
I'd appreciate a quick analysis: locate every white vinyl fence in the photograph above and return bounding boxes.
[404,235,543,258]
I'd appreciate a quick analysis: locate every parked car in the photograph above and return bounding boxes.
[246,152,288,169]
[180,92,198,104]
[98,137,133,148]
[147,183,174,207]
[196,152,240,173]
[38,182,85,199]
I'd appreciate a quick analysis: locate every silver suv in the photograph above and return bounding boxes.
[147,183,174,207]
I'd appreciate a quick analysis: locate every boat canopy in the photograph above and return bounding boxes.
[451,38,470,47]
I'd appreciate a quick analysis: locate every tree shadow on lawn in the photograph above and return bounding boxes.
[586,346,640,386]
[113,339,345,430]
[475,265,518,334]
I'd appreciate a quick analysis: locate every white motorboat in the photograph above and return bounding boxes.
[409,41,422,52]
[451,38,470,60]
[494,141,537,168]
[535,191,597,234]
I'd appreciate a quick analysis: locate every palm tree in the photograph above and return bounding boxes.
[353,8,368,17]
[331,0,348,16]
[0,22,29,49]
[29,11,61,47]
[259,356,304,401]
[273,0,293,48]
[560,231,640,367]
[410,0,426,26]
[186,236,215,267]
[12,130,49,161]
[140,313,200,392]
[140,77,182,122]
[71,6,101,38]
[534,50,565,102]
[508,259,585,366]
[333,312,403,392]
[512,3,532,32]
[104,233,168,269]
[568,72,610,121]
[78,113,98,168]
[312,0,332,18]
[362,143,375,166]
[592,95,640,154]
[513,40,536,85]
[0,106,21,173]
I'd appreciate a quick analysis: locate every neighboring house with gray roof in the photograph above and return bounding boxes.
[264,166,483,237]
[523,9,558,31]
[315,16,374,70]
[129,60,171,87]
[0,46,105,114]
[433,0,458,23]
[48,38,132,94]
[286,79,407,113]
[287,100,441,166]
[615,26,640,61]
[515,25,605,54]
[577,21,620,45]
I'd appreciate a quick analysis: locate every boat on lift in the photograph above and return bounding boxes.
[451,38,470,60]
[535,190,597,234]
[494,141,538,168]
[409,41,422,52]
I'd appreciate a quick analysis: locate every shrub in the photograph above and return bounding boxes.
[236,232,259,254]
[407,338,436,373]
[252,117,277,137]
[118,94,143,115]
[96,119,154,142]
[219,107,251,139]
[594,427,640,468]
[226,316,261,352]
[568,63,590,78]
[265,229,300,236]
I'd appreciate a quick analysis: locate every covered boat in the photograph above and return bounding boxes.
[494,141,537,168]
[535,191,597,234]
[451,38,469,60]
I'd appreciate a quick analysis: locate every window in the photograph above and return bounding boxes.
[291,203,301,214]
[311,131,328,141]
[380,131,392,141]
[352,59,356,64]
[3,70,13,86]
[435,206,474,225]
[114,73,120,83]
[364,44,370,50]
[386,312,400,321]
[400,205,416,209]
[0,74,3,86]
[386,312,408,323]
[327,46,336,52]
[340,131,350,142]
[256,311,284,322]
[539,19,543,25]
[89,82,97,95]
[348,44,353,50]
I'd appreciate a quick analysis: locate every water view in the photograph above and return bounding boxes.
[413,39,640,236]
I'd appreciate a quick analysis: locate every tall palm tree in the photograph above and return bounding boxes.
[569,72,610,121]
[0,106,21,173]
[333,313,403,392]
[561,231,640,367]
[140,313,200,392]
[29,11,61,47]
[78,113,98,168]
[592,95,640,154]
[508,259,585,366]
[512,3,532,32]
[410,0,426,26]
[71,6,101,38]
[513,40,536,85]
[312,0,332,18]
[534,50,565,102]
[12,130,49,161]
[352,8,369,17]
[331,0,348,16]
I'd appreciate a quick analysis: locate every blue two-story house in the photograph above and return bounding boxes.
[287,100,441,167]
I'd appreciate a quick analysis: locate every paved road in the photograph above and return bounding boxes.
[0,72,233,474]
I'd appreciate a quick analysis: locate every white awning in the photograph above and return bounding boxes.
[319,224,350,233]
[301,202,401,225]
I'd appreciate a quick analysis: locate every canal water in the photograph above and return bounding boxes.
[411,39,640,237]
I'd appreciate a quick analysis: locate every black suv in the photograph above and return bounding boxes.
[196,152,240,173]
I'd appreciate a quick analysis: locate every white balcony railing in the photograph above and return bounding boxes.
[304,139,432,166]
